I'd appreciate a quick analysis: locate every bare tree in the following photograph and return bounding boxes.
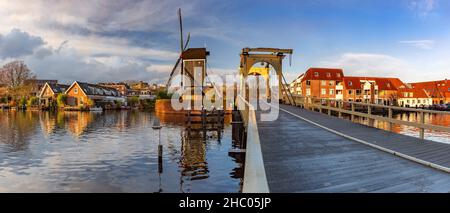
[0,61,36,99]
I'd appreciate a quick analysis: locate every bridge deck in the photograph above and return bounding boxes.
[256,104,450,192]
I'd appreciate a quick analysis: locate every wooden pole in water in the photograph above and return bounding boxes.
[153,118,163,173]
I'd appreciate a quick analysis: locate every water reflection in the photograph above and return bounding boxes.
[350,112,450,144]
[0,110,241,192]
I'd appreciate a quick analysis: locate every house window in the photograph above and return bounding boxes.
[306,80,311,86]
[329,81,334,86]
[306,88,311,96]
[314,72,319,77]
[348,81,353,86]
[329,89,334,95]
[348,90,353,95]
[321,80,326,86]
[337,73,341,77]
[356,90,361,95]
[387,83,391,88]
[418,100,421,104]
[74,88,78,94]
[326,72,331,77]
[321,88,327,95]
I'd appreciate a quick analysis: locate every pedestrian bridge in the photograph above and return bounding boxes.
[242,101,450,193]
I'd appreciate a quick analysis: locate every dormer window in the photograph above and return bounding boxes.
[314,72,319,77]
[326,72,331,77]
[387,83,391,88]
[337,73,341,77]
[348,81,353,86]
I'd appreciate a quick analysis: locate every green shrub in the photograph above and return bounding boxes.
[56,94,67,107]
[27,97,39,107]
[156,91,172,99]
[141,99,155,109]
[127,96,139,107]
[19,97,27,107]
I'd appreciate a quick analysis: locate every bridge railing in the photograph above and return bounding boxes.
[237,95,269,193]
[290,95,450,140]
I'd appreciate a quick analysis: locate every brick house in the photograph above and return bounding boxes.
[298,68,345,99]
[398,88,432,107]
[38,82,69,106]
[65,81,124,108]
[410,80,450,104]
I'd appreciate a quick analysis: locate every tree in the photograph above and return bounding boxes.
[0,61,36,100]
[156,91,172,99]
[19,97,27,108]
[27,97,39,107]
[127,96,139,107]
[56,94,67,107]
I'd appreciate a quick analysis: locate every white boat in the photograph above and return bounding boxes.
[89,107,103,111]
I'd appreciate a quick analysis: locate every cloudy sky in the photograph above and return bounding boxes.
[0,0,449,84]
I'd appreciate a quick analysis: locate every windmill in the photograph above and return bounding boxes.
[166,8,191,89]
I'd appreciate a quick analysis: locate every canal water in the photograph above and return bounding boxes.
[345,113,450,144]
[0,110,242,192]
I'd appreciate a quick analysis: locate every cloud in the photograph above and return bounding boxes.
[319,53,414,77]
[408,0,437,16]
[399,40,435,49]
[0,29,45,59]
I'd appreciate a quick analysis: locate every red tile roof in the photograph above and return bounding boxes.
[343,76,362,90]
[410,80,450,98]
[398,88,430,99]
[342,76,406,90]
[302,68,344,82]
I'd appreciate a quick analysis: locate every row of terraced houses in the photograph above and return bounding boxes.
[289,68,450,107]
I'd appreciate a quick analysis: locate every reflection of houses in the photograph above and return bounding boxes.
[65,81,124,108]
[38,83,69,106]
[65,111,94,137]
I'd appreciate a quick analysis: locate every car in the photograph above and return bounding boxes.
[437,104,448,111]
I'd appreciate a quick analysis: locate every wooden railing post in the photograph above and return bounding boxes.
[319,98,322,113]
[419,111,425,140]
[351,102,355,122]
[367,105,373,127]
[388,108,393,131]
[327,100,331,116]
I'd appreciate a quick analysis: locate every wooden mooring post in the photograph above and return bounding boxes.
[419,111,425,140]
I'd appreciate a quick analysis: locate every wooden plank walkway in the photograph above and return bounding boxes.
[256,104,450,192]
